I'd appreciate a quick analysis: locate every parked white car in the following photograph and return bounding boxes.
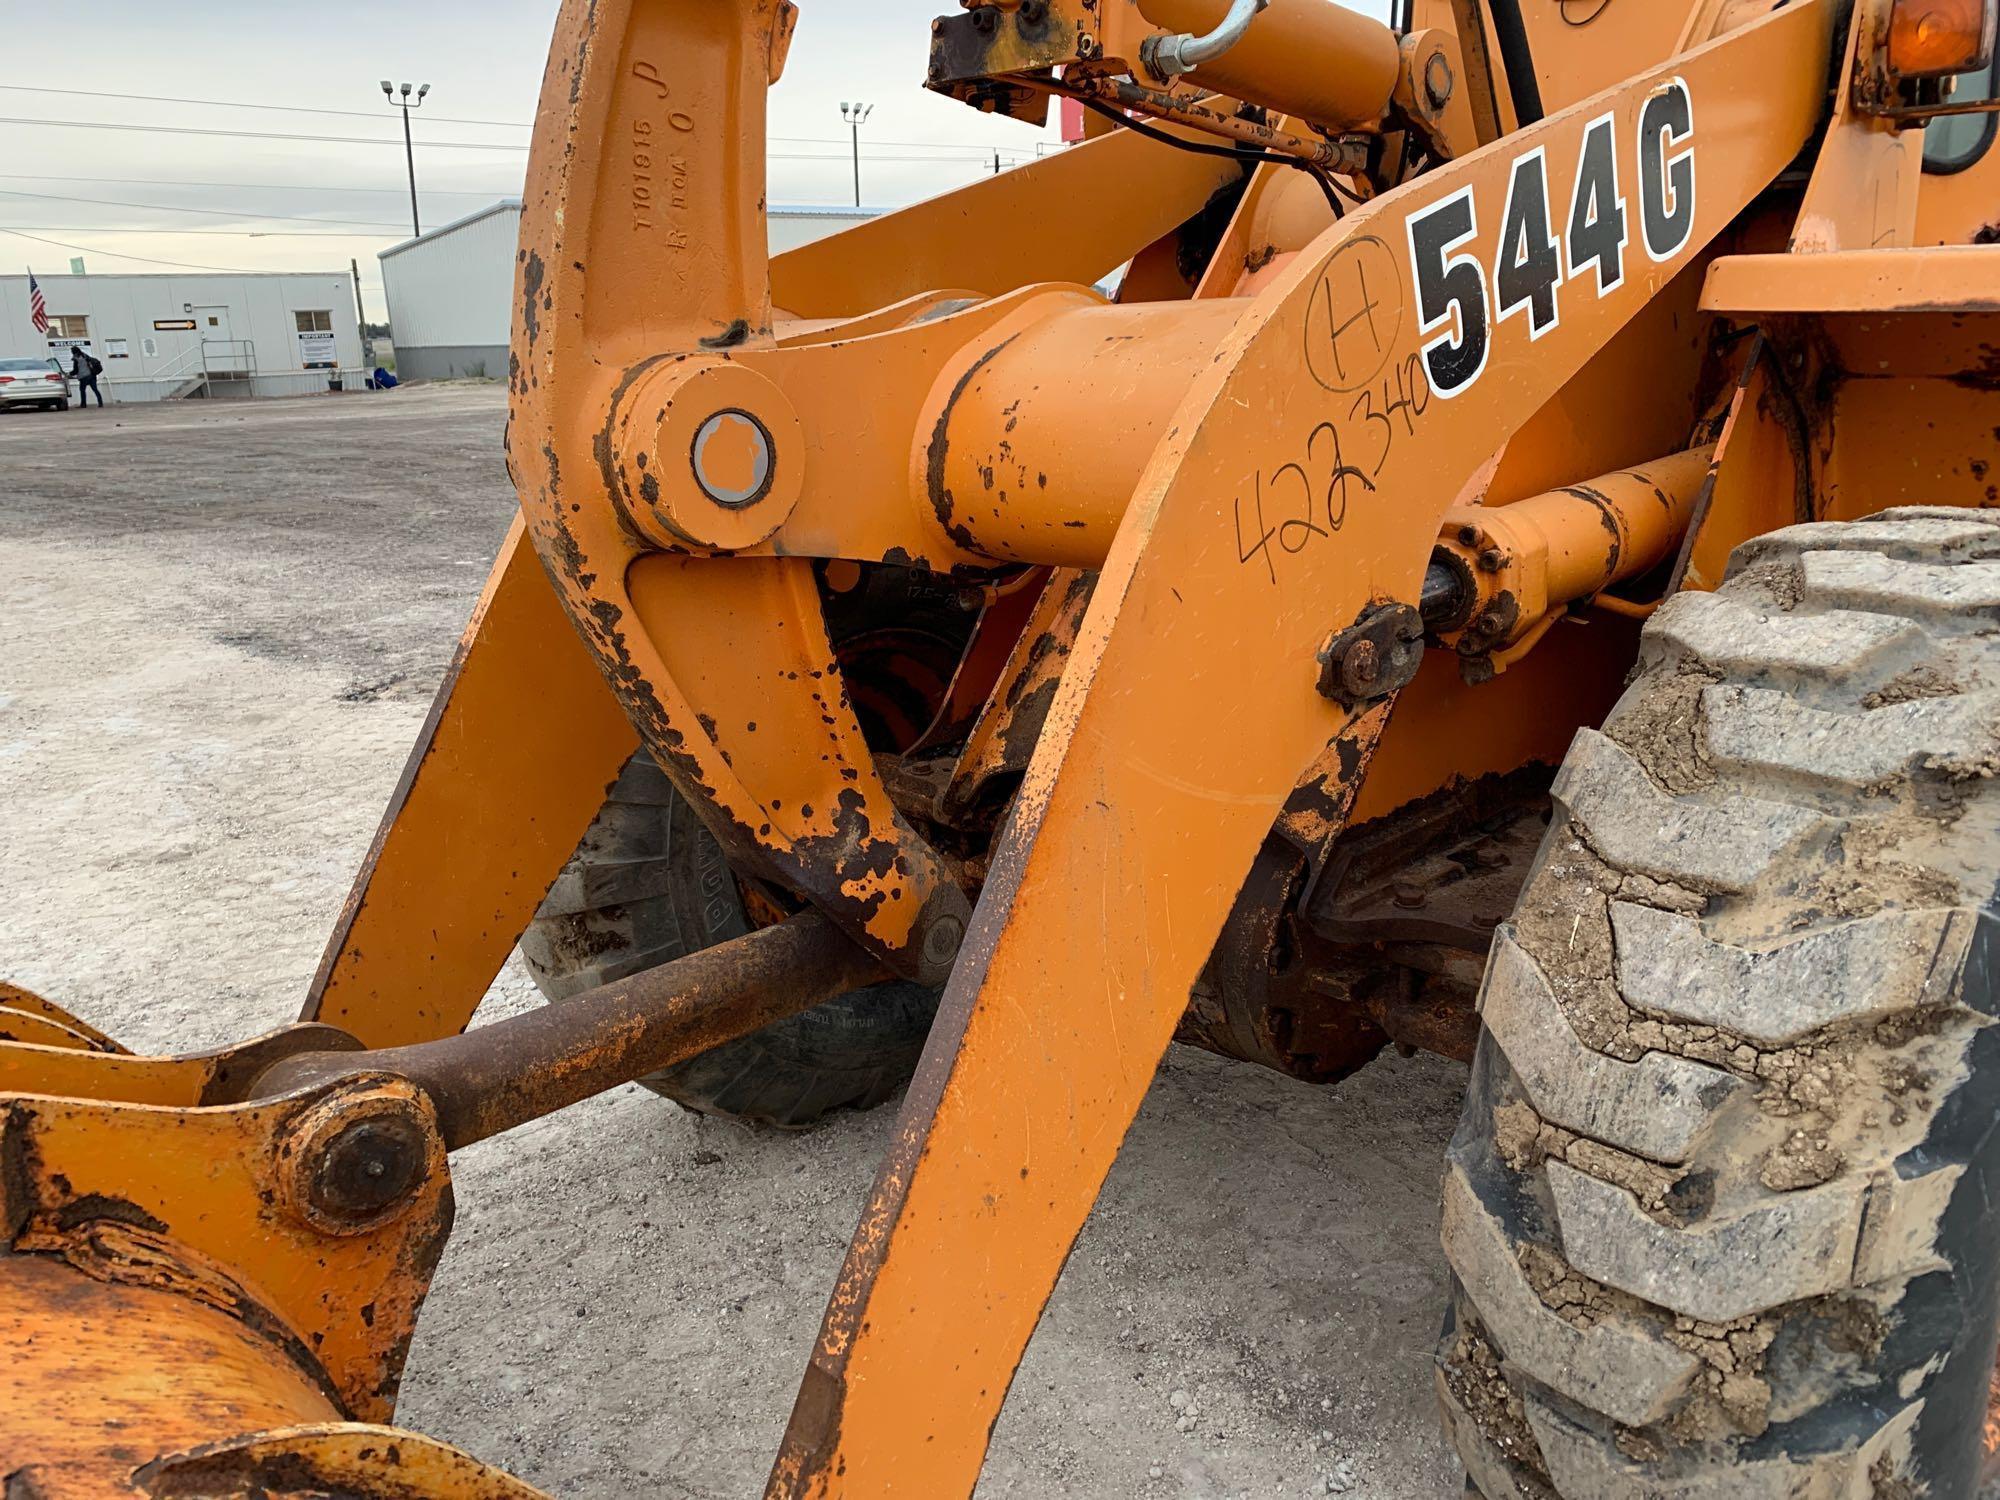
[0,356,70,412]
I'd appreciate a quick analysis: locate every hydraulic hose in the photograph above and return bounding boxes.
[1144,0,1271,76]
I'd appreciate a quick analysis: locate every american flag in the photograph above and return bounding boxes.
[27,272,48,337]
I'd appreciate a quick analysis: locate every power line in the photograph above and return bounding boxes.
[0,187,408,229]
[0,82,532,129]
[772,134,1038,153]
[0,116,531,151]
[0,171,510,198]
[0,84,1045,156]
[0,225,404,238]
[0,226,263,273]
[0,116,1037,165]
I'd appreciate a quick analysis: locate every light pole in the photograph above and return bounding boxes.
[840,101,873,207]
[381,80,432,237]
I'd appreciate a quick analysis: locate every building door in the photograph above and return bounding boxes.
[193,306,248,373]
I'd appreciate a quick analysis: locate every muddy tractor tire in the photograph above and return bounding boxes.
[1440,510,2000,1496]
[520,750,940,1129]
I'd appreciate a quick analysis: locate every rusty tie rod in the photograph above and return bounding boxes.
[251,911,888,1149]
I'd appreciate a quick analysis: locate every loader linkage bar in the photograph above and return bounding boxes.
[254,912,880,1150]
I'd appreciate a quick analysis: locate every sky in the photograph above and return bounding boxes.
[2,0,1385,324]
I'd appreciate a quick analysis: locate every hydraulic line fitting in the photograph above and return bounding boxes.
[1142,0,1270,77]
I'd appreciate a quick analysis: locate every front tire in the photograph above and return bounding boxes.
[520,751,940,1129]
[1442,510,2000,1495]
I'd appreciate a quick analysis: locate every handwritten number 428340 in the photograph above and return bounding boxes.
[1234,353,1431,586]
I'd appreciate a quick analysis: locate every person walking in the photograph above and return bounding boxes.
[70,345,104,410]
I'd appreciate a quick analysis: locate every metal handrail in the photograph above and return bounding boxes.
[201,338,257,373]
[149,343,204,379]
[142,341,210,398]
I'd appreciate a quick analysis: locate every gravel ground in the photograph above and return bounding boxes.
[0,387,1469,1499]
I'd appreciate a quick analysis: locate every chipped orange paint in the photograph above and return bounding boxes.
[503,0,1276,981]
[770,7,1840,1494]
[0,1074,452,1435]
[19,0,2000,1496]
[0,986,123,1054]
[4,1259,535,1500]
[1,1257,343,1499]
[143,1425,550,1500]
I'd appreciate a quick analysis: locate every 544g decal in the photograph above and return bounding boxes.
[1406,78,1697,400]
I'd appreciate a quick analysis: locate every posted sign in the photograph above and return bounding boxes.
[297,330,338,370]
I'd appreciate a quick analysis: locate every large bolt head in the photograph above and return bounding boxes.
[1339,637,1382,696]
[910,885,974,988]
[314,1118,427,1221]
[922,912,966,974]
[278,1083,441,1237]
[1316,603,1426,708]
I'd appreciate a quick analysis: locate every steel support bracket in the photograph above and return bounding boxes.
[1316,603,1425,708]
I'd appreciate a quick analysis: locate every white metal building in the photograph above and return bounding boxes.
[0,272,365,403]
[378,201,878,383]
[769,206,879,254]
[376,201,524,384]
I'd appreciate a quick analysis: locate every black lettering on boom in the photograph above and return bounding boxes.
[1566,112,1626,295]
[1496,148,1561,338]
[1406,188,1490,400]
[1639,80,1695,263]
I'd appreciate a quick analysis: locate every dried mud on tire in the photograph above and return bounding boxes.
[1440,509,2000,1497]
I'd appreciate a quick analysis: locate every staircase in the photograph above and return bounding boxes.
[156,339,259,400]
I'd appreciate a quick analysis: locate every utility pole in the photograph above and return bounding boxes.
[351,258,372,371]
[381,80,432,237]
[840,101,873,207]
[993,151,1002,175]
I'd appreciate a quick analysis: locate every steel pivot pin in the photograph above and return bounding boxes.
[691,409,777,510]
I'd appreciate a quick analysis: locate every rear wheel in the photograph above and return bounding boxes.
[1441,510,2000,1495]
[520,752,941,1130]
[522,564,982,1127]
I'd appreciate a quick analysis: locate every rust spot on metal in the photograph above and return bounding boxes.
[2,1103,40,1243]
[50,1194,168,1238]
[519,252,546,352]
[700,318,753,350]
[926,336,1021,554]
[1556,483,1626,573]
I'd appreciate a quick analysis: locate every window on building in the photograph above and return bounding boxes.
[294,309,338,370]
[45,314,89,339]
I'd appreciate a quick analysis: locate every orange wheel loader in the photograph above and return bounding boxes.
[8,0,2000,1494]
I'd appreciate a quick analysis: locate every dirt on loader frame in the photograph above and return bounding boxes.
[8,0,2000,1494]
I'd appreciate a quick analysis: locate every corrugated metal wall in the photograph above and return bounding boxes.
[377,203,880,381]
[379,205,525,352]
